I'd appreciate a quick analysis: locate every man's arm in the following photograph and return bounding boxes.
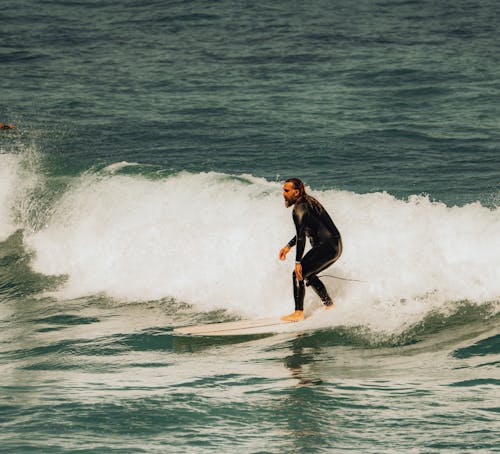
[292,204,308,281]
[279,235,297,261]
[293,204,307,263]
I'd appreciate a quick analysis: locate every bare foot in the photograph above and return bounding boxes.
[324,302,336,311]
[281,310,305,322]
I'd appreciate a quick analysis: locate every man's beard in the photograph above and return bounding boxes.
[284,196,297,208]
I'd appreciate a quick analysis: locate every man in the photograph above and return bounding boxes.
[0,122,16,130]
[279,178,342,322]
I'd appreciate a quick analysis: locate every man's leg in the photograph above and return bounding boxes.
[301,241,342,308]
[282,240,342,321]
[293,271,305,311]
[306,275,334,307]
[281,271,306,322]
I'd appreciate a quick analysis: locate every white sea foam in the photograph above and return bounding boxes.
[0,154,19,240]
[0,151,40,241]
[14,167,500,332]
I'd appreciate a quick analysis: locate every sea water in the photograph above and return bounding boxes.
[0,1,499,452]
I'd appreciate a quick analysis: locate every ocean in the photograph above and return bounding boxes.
[1,0,499,452]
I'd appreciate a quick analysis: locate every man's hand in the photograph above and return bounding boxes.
[295,262,303,281]
[279,245,290,261]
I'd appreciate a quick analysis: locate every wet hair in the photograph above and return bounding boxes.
[285,178,306,196]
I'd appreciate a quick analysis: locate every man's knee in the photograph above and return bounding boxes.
[305,274,318,287]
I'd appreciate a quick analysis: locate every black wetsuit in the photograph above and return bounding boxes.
[287,196,342,311]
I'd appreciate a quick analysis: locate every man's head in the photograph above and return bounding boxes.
[283,178,305,207]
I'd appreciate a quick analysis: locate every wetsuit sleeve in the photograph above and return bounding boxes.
[287,236,296,248]
[292,203,308,262]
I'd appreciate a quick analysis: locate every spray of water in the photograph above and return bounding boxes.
[2,154,498,332]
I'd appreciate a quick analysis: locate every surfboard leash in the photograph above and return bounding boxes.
[319,274,366,283]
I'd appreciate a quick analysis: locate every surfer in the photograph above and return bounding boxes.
[0,122,16,130]
[279,178,342,322]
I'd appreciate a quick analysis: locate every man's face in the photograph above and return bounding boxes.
[283,182,299,208]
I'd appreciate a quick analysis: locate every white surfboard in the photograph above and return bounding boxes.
[173,316,301,337]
